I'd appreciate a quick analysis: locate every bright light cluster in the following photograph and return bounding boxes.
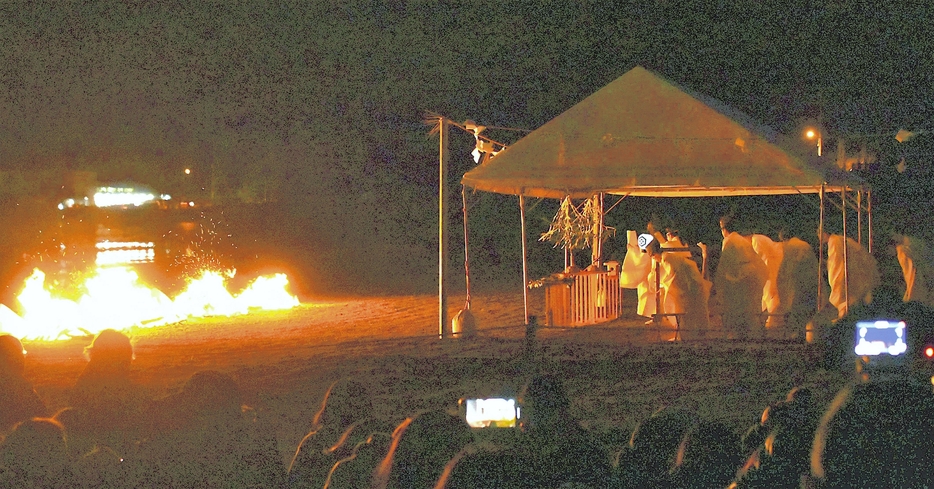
[93,187,156,207]
[95,241,155,266]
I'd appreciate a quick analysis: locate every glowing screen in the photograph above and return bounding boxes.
[464,398,518,428]
[854,320,907,356]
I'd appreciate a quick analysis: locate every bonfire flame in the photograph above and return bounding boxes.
[1,266,300,340]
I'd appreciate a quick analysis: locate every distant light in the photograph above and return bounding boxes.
[803,128,822,156]
[188,201,195,207]
[184,168,191,175]
[925,346,934,358]
[93,187,156,207]
[161,194,172,200]
[96,241,156,266]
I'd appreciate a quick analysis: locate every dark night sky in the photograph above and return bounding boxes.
[3,1,932,173]
[1,1,932,292]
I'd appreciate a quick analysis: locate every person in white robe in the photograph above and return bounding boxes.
[775,233,820,340]
[715,216,768,340]
[648,240,711,340]
[893,233,934,306]
[751,234,784,330]
[820,231,880,319]
[621,222,668,319]
[663,229,694,261]
[619,230,654,317]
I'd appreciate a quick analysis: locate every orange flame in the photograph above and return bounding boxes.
[0,266,301,340]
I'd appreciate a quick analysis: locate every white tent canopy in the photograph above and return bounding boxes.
[462,66,858,198]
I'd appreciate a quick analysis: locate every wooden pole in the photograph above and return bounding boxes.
[520,195,530,325]
[593,193,605,266]
[818,183,824,312]
[439,118,449,339]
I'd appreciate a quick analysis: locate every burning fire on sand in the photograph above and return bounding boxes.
[0,266,301,341]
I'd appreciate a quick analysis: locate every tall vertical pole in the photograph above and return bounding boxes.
[818,184,824,312]
[461,186,471,310]
[867,188,873,254]
[520,195,530,325]
[842,187,849,317]
[594,193,605,266]
[439,118,450,339]
[857,189,863,246]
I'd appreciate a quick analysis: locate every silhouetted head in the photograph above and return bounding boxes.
[626,408,699,485]
[811,380,934,487]
[0,334,26,376]
[71,444,125,488]
[179,370,242,417]
[759,401,787,429]
[311,378,372,431]
[671,420,741,488]
[645,238,663,259]
[373,410,473,489]
[785,386,811,405]
[519,374,570,431]
[719,215,735,238]
[84,329,133,373]
[629,408,697,455]
[51,406,94,458]
[1,417,69,483]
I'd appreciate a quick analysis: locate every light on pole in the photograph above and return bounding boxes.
[805,128,822,156]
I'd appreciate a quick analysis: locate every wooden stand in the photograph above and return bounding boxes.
[544,268,621,327]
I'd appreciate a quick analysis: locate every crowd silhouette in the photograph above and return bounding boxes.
[3,303,934,489]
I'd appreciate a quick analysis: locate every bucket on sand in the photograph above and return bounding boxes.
[452,308,477,338]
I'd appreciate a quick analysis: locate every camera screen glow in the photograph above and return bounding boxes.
[464,398,517,428]
[854,320,907,356]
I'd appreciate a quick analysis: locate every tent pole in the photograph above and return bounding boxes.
[594,193,605,266]
[842,187,849,317]
[520,195,530,325]
[461,186,471,310]
[438,117,449,339]
[867,188,873,254]
[857,188,863,246]
[818,184,824,313]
